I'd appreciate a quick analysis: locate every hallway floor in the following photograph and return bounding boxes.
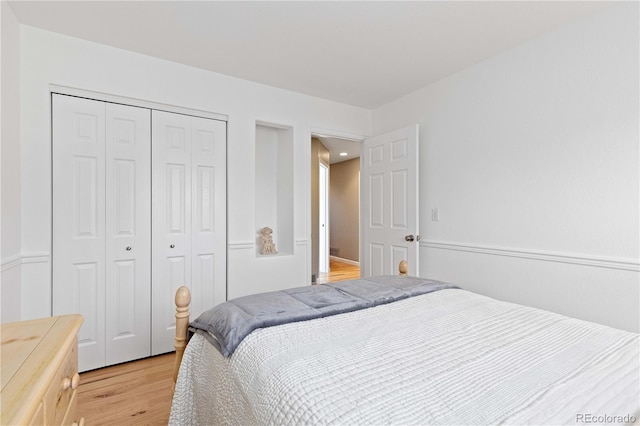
[316,258,360,284]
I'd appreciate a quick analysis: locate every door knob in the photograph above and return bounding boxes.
[405,235,415,242]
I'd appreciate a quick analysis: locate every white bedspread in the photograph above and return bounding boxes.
[170,289,640,425]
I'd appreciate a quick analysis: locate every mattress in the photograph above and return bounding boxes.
[170,288,640,425]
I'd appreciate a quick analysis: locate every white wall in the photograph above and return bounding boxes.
[10,4,639,332]
[330,158,360,262]
[18,25,371,319]
[1,0,22,323]
[373,3,639,332]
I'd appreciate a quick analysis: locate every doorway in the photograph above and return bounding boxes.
[311,135,361,283]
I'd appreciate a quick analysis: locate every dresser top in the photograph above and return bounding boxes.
[1,315,83,422]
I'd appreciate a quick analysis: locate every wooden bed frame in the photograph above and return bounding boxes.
[171,260,409,393]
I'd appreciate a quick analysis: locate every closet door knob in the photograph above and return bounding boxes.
[170,244,175,249]
[126,246,132,251]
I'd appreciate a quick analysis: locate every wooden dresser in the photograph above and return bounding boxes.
[1,315,84,425]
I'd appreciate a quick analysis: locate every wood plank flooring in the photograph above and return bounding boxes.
[77,259,359,425]
[77,354,174,425]
[316,258,360,284]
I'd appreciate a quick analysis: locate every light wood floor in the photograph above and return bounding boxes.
[77,259,360,425]
[316,258,360,284]
[77,353,174,425]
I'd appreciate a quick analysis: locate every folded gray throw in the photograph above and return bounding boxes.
[189,275,459,357]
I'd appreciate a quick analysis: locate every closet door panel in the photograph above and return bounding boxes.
[52,94,107,372]
[105,103,151,365]
[152,110,193,355]
[191,118,227,319]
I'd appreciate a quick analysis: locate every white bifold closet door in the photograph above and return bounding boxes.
[151,110,227,355]
[53,94,151,371]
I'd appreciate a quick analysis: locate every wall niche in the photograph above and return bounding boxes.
[255,121,293,257]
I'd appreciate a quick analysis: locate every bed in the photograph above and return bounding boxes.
[169,262,640,425]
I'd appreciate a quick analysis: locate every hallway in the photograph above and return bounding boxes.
[316,258,360,284]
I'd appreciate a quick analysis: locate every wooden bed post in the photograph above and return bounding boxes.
[399,260,408,276]
[173,286,191,394]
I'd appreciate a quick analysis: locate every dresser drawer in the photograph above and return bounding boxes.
[61,390,82,426]
[43,336,79,425]
[28,402,45,426]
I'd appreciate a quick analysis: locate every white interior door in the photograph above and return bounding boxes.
[105,103,151,365]
[361,125,419,276]
[54,94,227,365]
[152,110,192,355]
[53,94,107,371]
[152,110,227,355]
[190,116,227,320]
[53,95,153,371]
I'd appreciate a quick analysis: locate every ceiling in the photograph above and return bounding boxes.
[8,1,609,163]
[315,136,362,165]
[9,1,608,110]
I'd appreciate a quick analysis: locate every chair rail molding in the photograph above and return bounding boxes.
[421,240,639,272]
[0,254,22,272]
[229,240,308,251]
[1,252,50,272]
[228,241,255,251]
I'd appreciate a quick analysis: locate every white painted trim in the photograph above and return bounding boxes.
[0,254,22,272]
[310,127,366,143]
[229,240,307,251]
[421,240,639,272]
[49,84,228,122]
[21,252,50,264]
[330,255,360,267]
[256,120,293,130]
[1,252,50,272]
[228,241,255,250]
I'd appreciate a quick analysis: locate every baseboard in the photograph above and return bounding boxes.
[330,255,360,266]
[420,240,639,272]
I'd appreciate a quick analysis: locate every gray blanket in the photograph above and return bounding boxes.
[189,275,459,357]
